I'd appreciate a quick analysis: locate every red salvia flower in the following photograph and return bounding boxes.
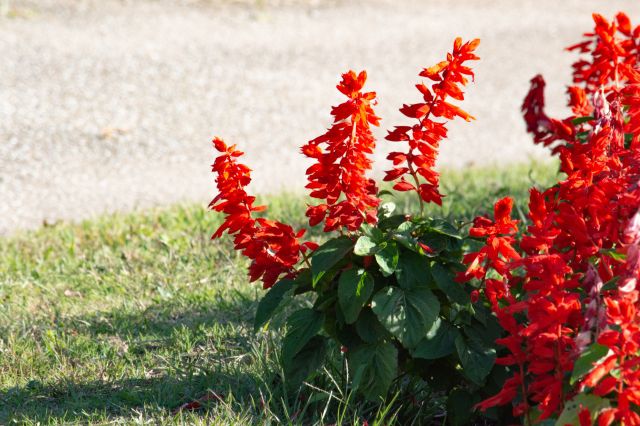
[521,75,576,152]
[210,138,316,288]
[384,37,480,210]
[568,13,640,92]
[301,70,381,232]
[467,12,640,421]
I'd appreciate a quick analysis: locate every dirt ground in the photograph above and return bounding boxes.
[1,0,638,234]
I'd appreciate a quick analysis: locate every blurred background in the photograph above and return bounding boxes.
[1,0,639,235]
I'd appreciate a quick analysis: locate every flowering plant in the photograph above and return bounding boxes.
[210,38,508,421]
[460,12,640,425]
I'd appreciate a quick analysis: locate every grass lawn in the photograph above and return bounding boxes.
[0,162,558,425]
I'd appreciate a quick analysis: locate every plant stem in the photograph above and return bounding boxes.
[406,154,425,216]
[301,251,312,269]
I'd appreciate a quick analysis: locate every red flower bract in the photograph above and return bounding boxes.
[301,70,381,232]
[210,138,316,289]
[383,37,480,209]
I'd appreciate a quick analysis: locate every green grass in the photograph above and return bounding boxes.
[0,162,558,425]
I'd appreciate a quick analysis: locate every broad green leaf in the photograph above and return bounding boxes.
[431,263,468,304]
[314,291,338,311]
[282,308,324,364]
[391,232,418,251]
[570,343,609,385]
[361,224,384,242]
[371,285,439,348]
[354,236,378,256]
[395,250,431,289]
[455,335,496,385]
[254,279,295,332]
[355,309,390,343]
[413,319,460,360]
[555,394,610,426]
[422,233,460,253]
[292,268,313,294]
[397,221,416,233]
[375,242,399,276]
[284,336,327,388]
[349,341,397,401]
[311,237,354,286]
[426,219,462,239]
[378,214,406,231]
[338,268,375,324]
[465,318,502,350]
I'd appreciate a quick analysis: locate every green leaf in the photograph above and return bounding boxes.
[625,133,633,144]
[422,233,460,253]
[413,319,460,360]
[375,242,399,276]
[377,189,394,198]
[378,214,406,231]
[284,336,327,388]
[603,249,626,261]
[349,341,397,401]
[395,250,431,289]
[254,279,295,332]
[426,219,462,239]
[281,308,325,364]
[361,224,384,242]
[397,221,417,233]
[571,115,594,126]
[371,285,439,348]
[338,268,375,324]
[601,276,620,292]
[391,231,418,251]
[292,268,313,294]
[455,335,496,385]
[555,394,610,426]
[570,343,609,385]
[314,292,337,312]
[355,309,390,343]
[431,263,468,305]
[465,318,502,350]
[354,236,378,256]
[311,237,354,286]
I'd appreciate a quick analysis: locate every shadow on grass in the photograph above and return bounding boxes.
[0,372,255,423]
[68,288,257,339]
[0,291,270,424]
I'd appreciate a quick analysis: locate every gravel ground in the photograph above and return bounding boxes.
[1,0,639,234]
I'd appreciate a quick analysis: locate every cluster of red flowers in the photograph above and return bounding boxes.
[462,13,640,423]
[211,50,482,287]
[384,37,479,207]
[209,138,317,288]
[301,71,381,232]
[522,12,639,154]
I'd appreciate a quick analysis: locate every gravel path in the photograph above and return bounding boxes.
[1,0,638,234]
